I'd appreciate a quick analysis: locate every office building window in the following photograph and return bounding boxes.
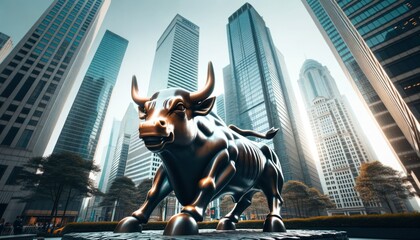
[0,165,7,180]
[16,129,33,148]
[5,167,23,185]
[1,73,23,98]
[1,127,18,146]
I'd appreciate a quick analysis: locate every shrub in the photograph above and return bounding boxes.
[61,213,420,234]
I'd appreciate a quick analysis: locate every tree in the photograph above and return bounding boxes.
[101,176,138,221]
[136,178,153,207]
[282,181,310,218]
[282,181,333,218]
[220,195,235,217]
[246,192,267,220]
[18,152,100,228]
[307,187,335,216]
[355,161,416,213]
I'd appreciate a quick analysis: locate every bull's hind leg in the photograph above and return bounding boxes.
[216,191,255,230]
[259,156,286,232]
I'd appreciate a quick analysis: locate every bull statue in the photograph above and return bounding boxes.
[115,62,286,235]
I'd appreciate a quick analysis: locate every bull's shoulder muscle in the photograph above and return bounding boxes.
[196,116,215,137]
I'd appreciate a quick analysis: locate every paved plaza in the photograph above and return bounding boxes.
[62,229,348,239]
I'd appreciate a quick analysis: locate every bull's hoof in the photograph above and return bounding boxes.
[216,217,236,230]
[263,215,286,232]
[114,216,142,233]
[163,213,199,235]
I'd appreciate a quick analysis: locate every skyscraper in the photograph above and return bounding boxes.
[224,3,321,190]
[53,30,128,161]
[107,103,138,188]
[97,119,121,193]
[216,94,226,122]
[125,14,199,184]
[302,0,420,192]
[147,14,199,94]
[0,0,110,222]
[299,59,380,215]
[125,131,162,185]
[0,32,13,63]
[26,30,127,223]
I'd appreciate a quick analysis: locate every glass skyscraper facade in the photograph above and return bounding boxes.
[107,103,138,189]
[0,0,109,222]
[224,3,321,190]
[299,59,380,215]
[27,30,127,223]
[147,14,199,94]
[53,30,128,161]
[97,119,120,193]
[303,0,420,192]
[216,94,226,122]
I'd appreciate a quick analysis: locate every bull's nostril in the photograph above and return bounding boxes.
[159,120,166,126]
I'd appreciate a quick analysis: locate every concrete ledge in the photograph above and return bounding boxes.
[293,227,420,239]
[0,234,37,240]
[63,229,348,239]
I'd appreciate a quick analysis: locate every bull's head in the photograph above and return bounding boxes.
[132,62,216,152]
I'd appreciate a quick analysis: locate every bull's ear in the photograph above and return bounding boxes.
[138,106,146,120]
[194,96,216,116]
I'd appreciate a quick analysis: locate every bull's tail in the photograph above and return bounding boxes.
[229,125,278,139]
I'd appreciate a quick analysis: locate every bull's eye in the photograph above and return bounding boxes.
[174,103,186,112]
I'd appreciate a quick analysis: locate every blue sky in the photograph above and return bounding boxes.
[0,0,403,174]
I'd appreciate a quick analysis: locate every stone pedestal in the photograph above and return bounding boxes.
[63,229,348,239]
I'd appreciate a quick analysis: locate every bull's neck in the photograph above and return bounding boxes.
[158,137,203,162]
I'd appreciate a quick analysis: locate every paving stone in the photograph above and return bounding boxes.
[63,229,348,240]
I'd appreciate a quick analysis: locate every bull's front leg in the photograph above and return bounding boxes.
[115,165,172,233]
[164,148,236,235]
[182,149,236,220]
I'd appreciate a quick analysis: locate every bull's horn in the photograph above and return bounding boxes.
[131,75,149,106]
[190,61,215,102]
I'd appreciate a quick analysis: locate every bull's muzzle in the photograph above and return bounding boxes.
[139,119,174,151]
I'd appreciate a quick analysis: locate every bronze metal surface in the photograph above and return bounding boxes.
[115,62,286,235]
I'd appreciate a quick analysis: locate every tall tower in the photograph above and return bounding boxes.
[147,14,199,94]
[125,14,199,184]
[97,119,121,193]
[107,103,138,188]
[225,3,321,190]
[0,0,110,222]
[302,0,420,192]
[216,94,226,122]
[27,30,127,222]
[53,30,128,161]
[0,32,13,63]
[299,59,380,215]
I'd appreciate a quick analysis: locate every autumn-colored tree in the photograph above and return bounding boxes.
[282,180,310,218]
[219,195,235,217]
[307,187,335,216]
[246,192,267,220]
[355,161,415,213]
[282,181,333,218]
